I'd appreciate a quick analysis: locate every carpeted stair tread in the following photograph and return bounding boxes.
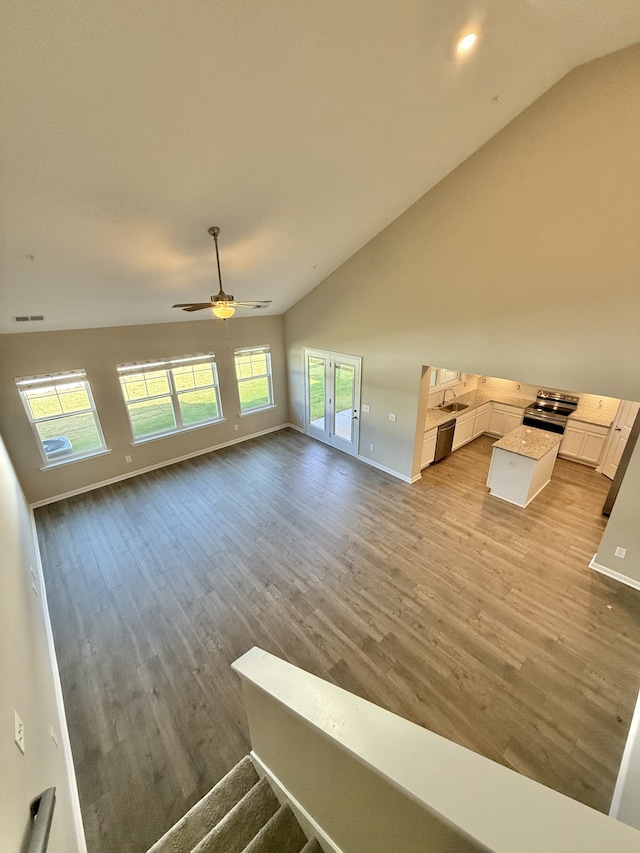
[299,840,323,853]
[192,775,280,853]
[147,756,259,853]
[300,840,323,853]
[241,803,308,853]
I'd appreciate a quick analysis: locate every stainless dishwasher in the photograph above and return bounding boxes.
[434,419,456,462]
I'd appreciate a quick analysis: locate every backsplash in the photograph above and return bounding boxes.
[478,376,621,421]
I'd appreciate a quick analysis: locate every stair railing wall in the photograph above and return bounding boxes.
[232,647,640,853]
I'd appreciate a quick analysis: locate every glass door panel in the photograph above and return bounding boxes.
[304,349,361,456]
[308,356,327,430]
[334,362,355,441]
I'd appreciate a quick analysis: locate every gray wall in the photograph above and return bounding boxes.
[0,434,84,852]
[285,44,640,575]
[0,315,288,504]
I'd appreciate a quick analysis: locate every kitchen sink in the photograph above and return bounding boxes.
[440,402,469,412]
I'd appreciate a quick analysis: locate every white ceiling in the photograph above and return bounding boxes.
[2,1,640,333]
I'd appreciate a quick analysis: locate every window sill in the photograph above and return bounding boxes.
[239,404,277,417]
[41,448,112,471]
[131,418,226,445]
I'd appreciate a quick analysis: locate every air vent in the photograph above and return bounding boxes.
[14,315,45,323]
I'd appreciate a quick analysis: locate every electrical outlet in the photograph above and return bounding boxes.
[388,413,396,422]
[234,424,239,431]
[615,547,627,559]
[14,712,24,754]
[125,455,132,463]
[362,404,370,413]
[369,444,375,452]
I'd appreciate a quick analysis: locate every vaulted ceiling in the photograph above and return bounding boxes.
[2,1,640,333]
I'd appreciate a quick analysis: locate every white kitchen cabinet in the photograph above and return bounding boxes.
[487,403,523,437]
[559,421,609,466]
[452,410,476,451]
[472,403,491,438]
[421,428,438,468]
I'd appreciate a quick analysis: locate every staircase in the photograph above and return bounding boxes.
[147,756,322,853]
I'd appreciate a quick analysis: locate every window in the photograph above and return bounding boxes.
[429,367,461,388]
[117,353,223,441]
[15,369,108,465]
[234,346,274,414]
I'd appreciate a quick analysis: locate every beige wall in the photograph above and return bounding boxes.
[285,44,640,480]
[0,315,288,504]
[284,44,640,578]
[0,435,85,852]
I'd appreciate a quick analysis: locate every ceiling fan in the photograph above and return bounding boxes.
[173,226,272,319]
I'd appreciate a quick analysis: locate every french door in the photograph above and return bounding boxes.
[304,349,361,456]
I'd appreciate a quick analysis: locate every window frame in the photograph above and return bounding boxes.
[234,345,275,416]
[117,353,224,443]
[15,369,109,468]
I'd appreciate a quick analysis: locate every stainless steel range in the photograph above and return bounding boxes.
[522,390,579,434]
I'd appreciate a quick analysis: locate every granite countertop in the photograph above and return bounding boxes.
[569,408,614,427]
[492,425,562,460]
[424,389,534,432]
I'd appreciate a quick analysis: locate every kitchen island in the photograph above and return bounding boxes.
[486,425,562,507]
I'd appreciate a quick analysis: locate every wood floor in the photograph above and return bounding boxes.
[36,429,640,853]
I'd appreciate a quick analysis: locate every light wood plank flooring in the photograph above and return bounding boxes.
[36,429,640,853]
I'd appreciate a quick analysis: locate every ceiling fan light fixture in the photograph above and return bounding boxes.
[212,303,235,319]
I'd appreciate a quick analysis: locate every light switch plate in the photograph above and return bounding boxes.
[362,404,370,413]
[615,547,627,558]
[388,413,396,422]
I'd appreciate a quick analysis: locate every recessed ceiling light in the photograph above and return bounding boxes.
[456,31,477,54]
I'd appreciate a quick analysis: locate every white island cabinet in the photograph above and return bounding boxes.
[486,426,562,507]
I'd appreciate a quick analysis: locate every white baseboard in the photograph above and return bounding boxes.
[589,555,640,592]
[286,422,305,433]
[356,454,412,483]
[30,423,291,507]
[29,511,88,853]
[250,752,344,853]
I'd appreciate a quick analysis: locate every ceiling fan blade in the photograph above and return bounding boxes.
[173,303,214,311]
[232,300,272,308]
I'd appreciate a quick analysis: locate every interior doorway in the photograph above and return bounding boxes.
[304,348,361,456]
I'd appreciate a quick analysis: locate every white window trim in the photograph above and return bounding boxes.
[15,369,109,467]
[117,353,224,442]
[234,345,274,416]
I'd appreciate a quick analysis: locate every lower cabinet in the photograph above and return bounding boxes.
[487,404,523,437]
[472,403,491,438]
[452,410,476,451]
[559,421,609,466]
[421,428,438,468]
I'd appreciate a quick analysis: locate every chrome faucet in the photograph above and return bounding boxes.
[443,388,457,403]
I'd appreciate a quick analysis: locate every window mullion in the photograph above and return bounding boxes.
[168,370,183,428]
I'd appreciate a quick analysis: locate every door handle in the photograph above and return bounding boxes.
[615,427,622,431]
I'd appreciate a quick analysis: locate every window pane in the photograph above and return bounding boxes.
[308,357,325,425]
[178,389,219,425]
[25,388,62,419]
[127,398,176,438]
[235,353,267,380]
[36,413,102,459]
[239,378,270,413]
[120,374,147,402]
[58,383,91,413]
[172,365,195,391]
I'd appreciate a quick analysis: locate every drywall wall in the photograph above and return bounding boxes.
[595,439,640,585]
[0,315,288,504]
[0,434,85,852]
[284,44,640,480]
